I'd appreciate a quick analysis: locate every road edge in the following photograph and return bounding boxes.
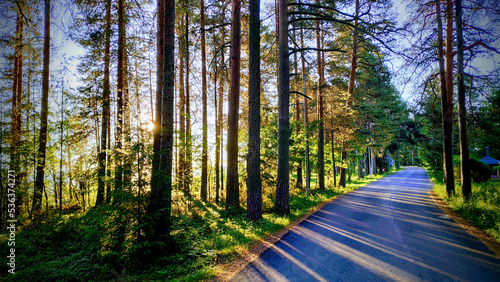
[429,189,500,259]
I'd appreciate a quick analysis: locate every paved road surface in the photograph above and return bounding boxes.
[229,167,500,281]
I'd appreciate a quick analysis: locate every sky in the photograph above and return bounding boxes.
[5,0,500,129]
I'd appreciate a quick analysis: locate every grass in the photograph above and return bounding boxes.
[433,178,500,242]
[0,170,395,281]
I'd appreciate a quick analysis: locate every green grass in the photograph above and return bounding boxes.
[0,171,396,281]
[433,179,500,242]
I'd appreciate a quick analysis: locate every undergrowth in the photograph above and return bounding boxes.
[433,178,500,242]
[0,171,392,281]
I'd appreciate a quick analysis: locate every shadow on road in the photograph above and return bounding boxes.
[229,167,500,282]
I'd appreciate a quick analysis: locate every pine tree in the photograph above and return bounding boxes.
[275,0,290,216]
[247,0,262,220]
[225,0,241,210]
[32,0,51,217]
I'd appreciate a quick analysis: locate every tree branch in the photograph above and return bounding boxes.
[203,22,231,33]
[290,47,345,55]
[291,90,312,100]
[14,0,30,27]
[288,2,355,19]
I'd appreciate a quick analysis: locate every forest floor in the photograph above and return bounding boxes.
[0,171,393,281]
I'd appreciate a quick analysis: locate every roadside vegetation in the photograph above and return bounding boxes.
[431,164,500,243]
[0,172,393,281]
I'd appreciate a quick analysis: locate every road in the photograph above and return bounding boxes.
[229,167,500,281]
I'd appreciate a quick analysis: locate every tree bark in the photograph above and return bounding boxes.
[455,0,471,199]
[96,0,111,206]
[316,14,325,191]
[300,25,310,196]
[200,0,208,202]
[225,0,241,210]
[275,0,290,216]
[247,0,262,220]
[440,0,455,195]
[32,0,50,217]
[217,44,225,204]
[185,11,192,199]
[178,16,185,194]
[331,128,336,187]
[123,43,132,192]
[106,110,112,203]
[158,0,175,235]
[11,5,23,216]
[339,0,359,188]
[114,0,126,203]
[215,61,220,205]
[150,0,164,207]
[59,79,64,211]
[148,0,174,238]
[293,19,302,189]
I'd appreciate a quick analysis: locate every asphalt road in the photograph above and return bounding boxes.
[229,167,500,281]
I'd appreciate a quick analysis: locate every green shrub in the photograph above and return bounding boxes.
[453,156,492,183]
[493,165,500,176]
[433,180,500,242]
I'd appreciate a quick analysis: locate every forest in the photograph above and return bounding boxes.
[0,0,499,280]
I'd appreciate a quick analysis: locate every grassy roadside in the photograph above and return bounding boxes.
[0,170,397,281]
[432,179,500,243]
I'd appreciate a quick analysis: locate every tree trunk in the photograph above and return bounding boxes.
[331,129,336,187]
[275,0,290,216]
[96,0,111,206]
[293,21,302,189]
[366,148,370,177]
[149,0,163,221]
[455,0,471,199]
[52,172,58,209]
[220,53,225,200]
[339,146,347,186]
[247,0,262,220]
[114,0,125,203]
[339,0,359,188]
[178,16,186,194]
[372,151,377,175]
[11,5,23,216]
[135,56,143,235]
[217,45,225,204]
[123,44,132,192]
[438,0,454,195]
[444,0,455,194]
[215,59,220,205]
[185,11,192,199]
[225,0,241,210]
[316,5,325,191]
[106,111,111,203]
[300,26,310,197]
[59,80,64,211]
[147,0,174,238]
[200,0,208,202]
[151,0,163,208]
[32,0,50,217]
